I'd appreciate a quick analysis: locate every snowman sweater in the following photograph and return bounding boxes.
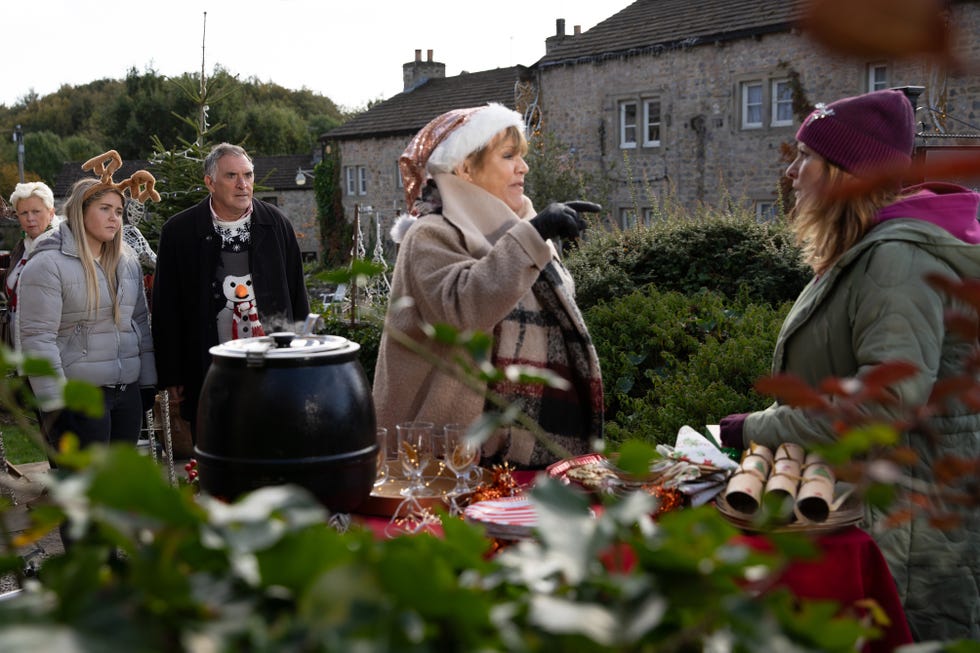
[213,215,265,341]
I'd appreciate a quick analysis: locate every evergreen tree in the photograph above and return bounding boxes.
[144,74,232,248]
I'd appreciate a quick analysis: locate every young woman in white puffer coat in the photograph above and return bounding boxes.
[17,176,156,451]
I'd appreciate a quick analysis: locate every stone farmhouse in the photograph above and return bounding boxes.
[323,0,980,231]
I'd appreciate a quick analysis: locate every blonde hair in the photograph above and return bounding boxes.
[791,163,898,274]
[63,178,124,323]
[464,125,528,172]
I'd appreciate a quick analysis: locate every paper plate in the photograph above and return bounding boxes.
[463,495,537,540]
[547,453,714,495]
[546,453,608,479]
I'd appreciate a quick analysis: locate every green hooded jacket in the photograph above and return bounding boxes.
[742,193,980,642]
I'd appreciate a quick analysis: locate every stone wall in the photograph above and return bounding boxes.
[537,3,980,223]
[254,189,321,262]
[335,3,979,230]
[335,136,410,240]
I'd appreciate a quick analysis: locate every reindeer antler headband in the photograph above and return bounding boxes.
[80,150,161,204]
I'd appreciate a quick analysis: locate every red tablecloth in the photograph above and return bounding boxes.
[737,526,912,652]
[353,471,912,651]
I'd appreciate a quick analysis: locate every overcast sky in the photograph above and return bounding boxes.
[2,0,634,110]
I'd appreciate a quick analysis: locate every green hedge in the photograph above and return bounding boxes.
[566,213,810,310]
[585,286,791,446]
[318,315,382,385]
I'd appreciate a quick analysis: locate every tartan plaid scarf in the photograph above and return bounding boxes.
[485,261,604,468]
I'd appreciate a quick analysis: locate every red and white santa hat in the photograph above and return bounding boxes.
[397,103,526,212]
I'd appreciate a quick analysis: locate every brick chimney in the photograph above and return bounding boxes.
[545,19,569,54]
[403,49,446,92]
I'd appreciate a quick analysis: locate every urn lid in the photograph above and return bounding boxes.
[209,332,359,362]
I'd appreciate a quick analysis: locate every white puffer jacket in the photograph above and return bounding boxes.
[15,221,155,410]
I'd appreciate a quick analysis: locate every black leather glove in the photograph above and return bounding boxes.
[529,201,602,241]
[140,387,158,413]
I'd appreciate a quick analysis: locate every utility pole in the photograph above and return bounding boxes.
[12,125,24,183]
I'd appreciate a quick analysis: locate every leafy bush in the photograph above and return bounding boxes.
[585,286,791,446]
[0,444,874,651]
[566,212,810,311]
[319,314,382,384]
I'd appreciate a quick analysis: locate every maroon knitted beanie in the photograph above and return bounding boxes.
[796,89,915,178]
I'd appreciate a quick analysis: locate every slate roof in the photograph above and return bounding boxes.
[322,66,531,141]
[53,153,317,199]
[538,0,810,68]
[53,160,150,198]
[323,0,810,141]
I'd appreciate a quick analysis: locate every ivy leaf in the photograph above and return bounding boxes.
[615,439,659,477]
[20,355,58,378]
[429,322,461,345]
[460,330,493,362]
[615,375,635,394]
[501,365,571,390]
[315,259,386,286]
[63,380,104,418]
[528,595,620,645]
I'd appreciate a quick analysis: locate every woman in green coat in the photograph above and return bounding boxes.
[720,89,980,642]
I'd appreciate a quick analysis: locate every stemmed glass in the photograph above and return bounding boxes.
[443,423,481,498]
[373,427,389,488]
[397,421,437,498]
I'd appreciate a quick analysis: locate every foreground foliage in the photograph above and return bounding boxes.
[0,445,877,652]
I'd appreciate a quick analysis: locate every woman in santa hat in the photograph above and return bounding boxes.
[373,103,604,469]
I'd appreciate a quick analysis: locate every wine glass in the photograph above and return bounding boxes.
[443,423,481,497]
[373,427,388,487]
[397,421,437,497]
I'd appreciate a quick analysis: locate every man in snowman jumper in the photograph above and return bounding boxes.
[152,143,310,437]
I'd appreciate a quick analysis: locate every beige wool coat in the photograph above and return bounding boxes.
[373,173,600,466]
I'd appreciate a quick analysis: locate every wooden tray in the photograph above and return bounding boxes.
[715,482,863,534]
[358,466,486,517]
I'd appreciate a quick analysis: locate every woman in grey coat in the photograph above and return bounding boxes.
[720,90,980,642]
[17,164,157,451]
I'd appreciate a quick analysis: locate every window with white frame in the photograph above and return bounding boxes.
[618,207,639,229]
[740,76,795,130]
[357,167,367,195]
[345,167,356,196]
[867,63,889,92]
[755,200,778,222]
[771,79,794,127]
[619,101,638,149]
[741,81,763,129]
[643,99,662,147]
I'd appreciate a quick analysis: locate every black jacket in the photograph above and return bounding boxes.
[151,197,310,427]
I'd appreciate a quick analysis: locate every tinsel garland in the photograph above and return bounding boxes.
[469,463,522,503]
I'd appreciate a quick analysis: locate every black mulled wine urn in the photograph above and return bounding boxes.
[194,332,376,512]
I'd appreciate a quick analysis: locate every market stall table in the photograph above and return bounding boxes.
[352,468,912,651]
